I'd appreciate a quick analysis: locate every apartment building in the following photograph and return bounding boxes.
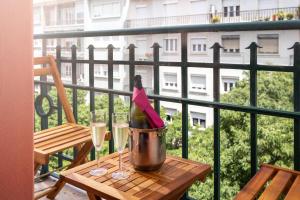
[125,0,300,128]
[33,0,300,128]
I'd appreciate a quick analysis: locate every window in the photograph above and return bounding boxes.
[223,5,240,17]
[222,35,240,53]
[94,65,101,76]
[165,108,177,123]
[229,6,234,17]
[77,12,84,24]
[236,6,240,16]
[166,115,172,122]
[113,65,119,77]
[190,0,206,14]
[91,1,121,18]
[44,5,56,26]
[258,34,279,54]
[190,75,206,92]
[224,7,228,17]
[136,5,148,18]
[164,73,178,89]
[58,3,75,25]
[47,39,56,48]
[163,1,178,16]
[95,65,119,77]
[136,38,147,56]
[222,77,238,92]
[191,38,207,53]
[191,112,206,128]
[163,38,178,53]
[94,65,107,77]
[34,8,41,25]
[61,64,72,79]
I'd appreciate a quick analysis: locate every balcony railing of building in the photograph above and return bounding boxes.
[33,20,300,200]
[44,16,84,27]
[125,7,299,28]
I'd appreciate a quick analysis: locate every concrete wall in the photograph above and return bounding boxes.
[0,0,33,200]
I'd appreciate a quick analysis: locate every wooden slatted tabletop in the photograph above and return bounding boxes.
[235,164,300,200]
[61,151,211,200]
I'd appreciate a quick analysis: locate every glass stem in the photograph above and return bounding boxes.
[97,151,100,168]
[119,152,122,172]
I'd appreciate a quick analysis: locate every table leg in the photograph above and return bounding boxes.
[46,141,93,199]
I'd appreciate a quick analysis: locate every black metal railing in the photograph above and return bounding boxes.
[34,21,300,200]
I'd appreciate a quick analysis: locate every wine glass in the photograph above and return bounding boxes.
[112,112,130,180]
[89,110,108,176]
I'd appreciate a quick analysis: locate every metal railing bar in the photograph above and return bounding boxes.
[58,58,295,72]
[34,21,300,39]
[34,80,300,119]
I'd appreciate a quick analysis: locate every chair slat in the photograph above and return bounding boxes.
[40,133,91,151]
[34,126,84,141]
[234,166,275,200]
[34,124,69,135]
[35,129,90,148]
[259,170,293,200]
[34,57,50,65]
[44,135,91,154]
[285,175,300,200]
[33,67,51,77]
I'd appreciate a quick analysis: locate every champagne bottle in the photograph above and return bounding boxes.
[130,75,150,129]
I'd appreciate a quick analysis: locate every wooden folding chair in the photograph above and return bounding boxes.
[235,164,300,200]
[33,56,109,199]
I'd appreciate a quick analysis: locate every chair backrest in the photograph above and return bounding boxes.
[33,56,76,124]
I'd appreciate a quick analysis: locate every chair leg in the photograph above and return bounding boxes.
[34,162,40,175]
[46,141,93,199]
[87,192,102,200]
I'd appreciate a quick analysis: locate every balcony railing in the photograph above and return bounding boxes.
[33,21,300,200]
[125,7,299,28]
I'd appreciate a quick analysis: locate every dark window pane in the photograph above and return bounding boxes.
[166,115,171,121]
[224,82,228,91]
[236,6,240,16]
[193,44,196,51]
[198,44,201,51]
[224,7,228,17]
[230,83,234,90]
[200,119,206,128]
[230,6,234,17]
[193,118,199,126]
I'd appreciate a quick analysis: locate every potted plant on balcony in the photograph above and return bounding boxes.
[212,16,220,23]
[286,13,294,20]
[276,11,285,20]
[264,17,270,21]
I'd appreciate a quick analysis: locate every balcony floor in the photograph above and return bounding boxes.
[35,177,88,200]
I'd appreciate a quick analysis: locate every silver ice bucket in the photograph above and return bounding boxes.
[128,126,166,171]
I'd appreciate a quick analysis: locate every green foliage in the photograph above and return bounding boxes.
[165,112,183,149]
[276,11,286,20]
[286,13,294,20]
[187,72,293,199]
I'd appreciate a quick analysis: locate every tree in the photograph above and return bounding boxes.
[187,71,293,199]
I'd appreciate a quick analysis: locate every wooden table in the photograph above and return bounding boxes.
[61,151,211,200]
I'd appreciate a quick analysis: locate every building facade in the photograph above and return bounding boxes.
[33,0,300,129]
